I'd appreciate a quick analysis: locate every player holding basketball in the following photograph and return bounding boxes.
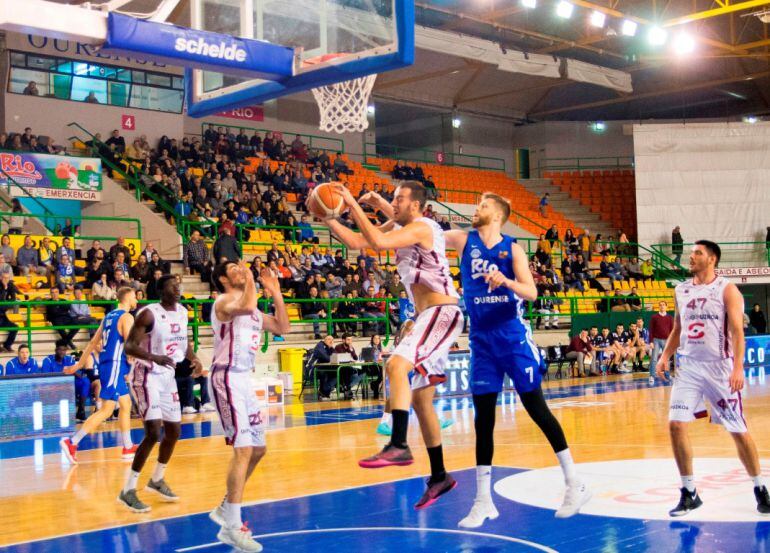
[207,261,290,552]
[119,275,203,513]
[428,193,590,527]
[656,240,770,516]
[322,181,462,510]
[60,287,138,463]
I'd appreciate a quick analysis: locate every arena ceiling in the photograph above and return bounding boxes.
[42,0,770,122]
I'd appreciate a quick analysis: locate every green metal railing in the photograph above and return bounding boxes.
[0,211,142,242]
[651,241,770,269]
[536,156,635,176]
[199,123,345,153]
[365,143,506,171]
[0,296,396,356]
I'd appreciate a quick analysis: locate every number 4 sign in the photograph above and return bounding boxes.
[121,114,135,131]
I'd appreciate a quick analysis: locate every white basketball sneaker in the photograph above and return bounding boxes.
[555,482,591,518]
[458,498,499,528]
[218,523,263,552]
[209,505,226,526]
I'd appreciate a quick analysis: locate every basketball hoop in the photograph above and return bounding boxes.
[304,54,376,134]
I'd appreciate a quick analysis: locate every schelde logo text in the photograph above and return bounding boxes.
[174,37,247,62]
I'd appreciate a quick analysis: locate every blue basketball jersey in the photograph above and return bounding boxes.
[460,230,527,336]
[98,309,128,375]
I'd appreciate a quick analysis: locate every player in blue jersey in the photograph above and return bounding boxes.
[444,193,590,528]
[60,287,138,464]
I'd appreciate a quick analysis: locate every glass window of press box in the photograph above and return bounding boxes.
[7,51,184,114]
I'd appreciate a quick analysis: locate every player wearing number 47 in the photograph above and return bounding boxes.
[656,240,770,517]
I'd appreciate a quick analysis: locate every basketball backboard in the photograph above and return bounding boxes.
[186,0,414,118]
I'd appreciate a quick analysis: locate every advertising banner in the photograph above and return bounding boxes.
[0,152,102,201]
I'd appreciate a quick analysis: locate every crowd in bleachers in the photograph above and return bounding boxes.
[0,127,66,155]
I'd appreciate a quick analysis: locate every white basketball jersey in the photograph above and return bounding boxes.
[137,303,189,372]
[676,276,733,362]
[211,295,264,372]
[394,217,458,304]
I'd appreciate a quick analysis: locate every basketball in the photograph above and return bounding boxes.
[307,182,346,219]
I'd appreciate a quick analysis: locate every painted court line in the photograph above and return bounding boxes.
[174,527,559,553]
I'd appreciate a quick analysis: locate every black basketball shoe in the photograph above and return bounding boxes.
[755,486,770,515]
[669,487,703,517]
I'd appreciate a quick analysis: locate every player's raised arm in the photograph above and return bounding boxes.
[359,191,395,220]
[444,230,468,256]
[483,242,538,301]
[333,184,430,251]
[326,219,374,250]
[64,322,104,374]
[724,282,746,393]
[258,267,291,336]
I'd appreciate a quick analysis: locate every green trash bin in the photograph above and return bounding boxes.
[279,348,306,392]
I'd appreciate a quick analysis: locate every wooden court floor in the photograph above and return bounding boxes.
[3,370,770,550]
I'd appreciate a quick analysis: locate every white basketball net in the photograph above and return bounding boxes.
[311,74,377,134]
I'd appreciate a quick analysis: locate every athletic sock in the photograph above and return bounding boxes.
[681,475,696,493]
[476,465,492,500]
[223,501,242,528]
[151,462,167,483]
[753,475,765,489]
[380,412,392,425]
[390,409,409,448]
[427,445,447,483]
[121,431,133,449]
[556,449,579,486]
[71,429,87,446]
[124,470,140,493]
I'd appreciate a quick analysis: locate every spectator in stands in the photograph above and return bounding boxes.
[362,285,385,336]
[23,81,39,96]
[85,240,106,264]
[301,286,327,339]
[750,304,767,335]
[5,344,39,375]
[56,237,75,267]
[671,226,684,265]
[130,254,151,290]
[577,229,591,260]
[0,253,14,280]
[0,271,18,352]
[539,193,550,217]
[297,215,316,244]
[598,254,621,282]
[334,333,359,400]
[69,285,98,338]
[649,301,674,383]
[56,254,76,292]
[148,251,170,275]
[175,192,193,218]
[640,258,653,280]
[145,269,166,301]
[17,235,44,276]
[182,230,208,276]
[313,335,336,399]
[61,219,74,237]
[566,329,595,377]
[109,236,132,263]
[562,266,584,292]
[8,199,25,235]
[626,288,642,311]
[85,252,109,288]
[113,251,129,276]
[534,289,558,330]
[624,257,644,280]
[85,91,99,103]
[0,235,14,271]
[325,274,345,298]
[610,289,631,312]
[545,224,559,248]
[45,288,79,349]
[363,272,382,295]
[92,273,117,310]
[563,228,579,255]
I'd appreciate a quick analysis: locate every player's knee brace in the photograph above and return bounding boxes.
[519,389,568,453]
[473,393,498,466]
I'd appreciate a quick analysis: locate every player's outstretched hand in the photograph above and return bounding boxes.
[330,182,357,207]
[655,357,669,382]
[483,270,509,292]
[153,354,176,370]
[259,267,280,293]
[359,191,383,208]
[191,357,204,378]
[63,363,80,375]
[729,365,744,393]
